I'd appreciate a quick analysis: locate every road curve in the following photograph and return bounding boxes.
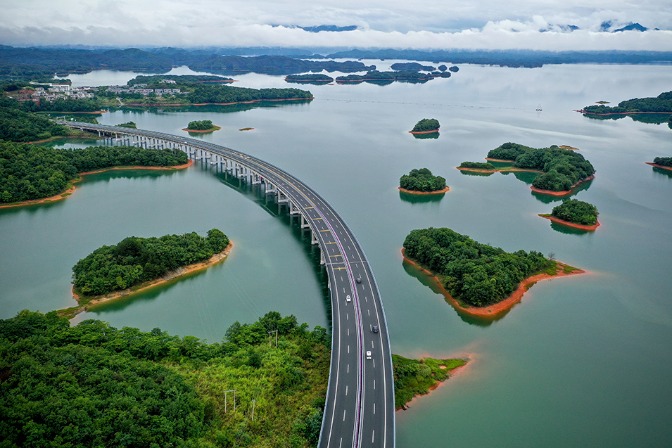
[64,123,395,448]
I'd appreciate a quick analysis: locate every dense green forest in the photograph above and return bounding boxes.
[335,70,435,85]
[0,97,69,142]
[393,355,466,409]
[0,142,188,204]
[459,161,496,170]
[187,85,312,104]
[115,121,137,128]
[187,120,216,130]
[127,74,234,86]
[549,199,599,225]
[72,229,229,297]
[486,142,595,192]
[23,97,102,112]
[0,310,330,447]
[403,227,554,307]
[581,91,672,115]
[399,168,447,192]
[411,118,440,132]
[653,156,672,167]
[285,74,334,84]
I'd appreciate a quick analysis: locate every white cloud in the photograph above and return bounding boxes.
[0,0,671,50]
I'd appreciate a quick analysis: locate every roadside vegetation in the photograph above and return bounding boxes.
[393,355,466,409]
[403,227,555,307]
[399,168,447,192]
[72,229,229,298]
[0,96,69,141]
[0,310,330,448]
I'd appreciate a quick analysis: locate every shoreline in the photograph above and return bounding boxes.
[409,129,440,135]
[401,248,585,319]
[645,162,672,171]
[66,242,233,317]
[539,214,600,231]
[398,186,450,195]
[0,160,193,210]
[396,358,469,411]
[530,175,595,196]
[123,97,314,108]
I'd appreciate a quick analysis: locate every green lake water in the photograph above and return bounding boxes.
[2,63,671,447]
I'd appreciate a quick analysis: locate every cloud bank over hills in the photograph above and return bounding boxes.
[0,0,670,51]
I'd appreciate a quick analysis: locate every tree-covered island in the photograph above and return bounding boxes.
[399,168,449,194]
[0,143,190,208]
[185,119,221,132]
[70,229,231,313]
[646,156,672,171]
[539,199,600,231]
[410,118,440,134]
[486,142,596,194]
[457,161,497,172]
[285,74,334,84]
[579,91,672,126]
[403,227,583,318]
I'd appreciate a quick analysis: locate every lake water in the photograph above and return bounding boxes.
[2,63,671,447]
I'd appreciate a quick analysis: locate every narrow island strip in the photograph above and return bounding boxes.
[645,162,672,172]
[60,229,231,318]
[393,354,468,411]
[398,186,449,195]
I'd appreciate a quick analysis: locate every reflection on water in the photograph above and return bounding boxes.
[549,220,594,235]
[458,169,493,177]
[652,166,672,178]
[398,190,445,204]
[531,178,593,204]
[412,132,439,139]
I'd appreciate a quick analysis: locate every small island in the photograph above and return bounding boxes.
[285,74,334,84]
[393,354,467,410]
[457,161,497,172]
[646,156,672,171]
[403,227,583,318]
[69,229,231,314]
[539,199,600,231]
[115,121,137,128]
[410,118,440,134]
[0,142,191,208]
[183,119,221,133]
[399,168,449,194]
[486,142,595,195]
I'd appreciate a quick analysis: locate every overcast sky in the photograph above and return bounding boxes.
[1,0,671,51]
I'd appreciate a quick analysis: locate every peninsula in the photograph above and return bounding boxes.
[393,354,467,410]
[70,229,231,309]
[0,142,191,208]
[539,199,600,231]
[646,157,672,171]
[579,91,672,119]
[399,168,449,194]
[403,227,583,318]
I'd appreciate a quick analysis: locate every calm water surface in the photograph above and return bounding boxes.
[2,63,671,447]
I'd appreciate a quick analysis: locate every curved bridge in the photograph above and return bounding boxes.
[64,122,395,448]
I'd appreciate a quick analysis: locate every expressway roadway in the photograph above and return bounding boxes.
[64,123,395,448]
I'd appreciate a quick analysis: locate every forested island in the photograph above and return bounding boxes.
[486,142,595,194]
[580,91,672,126]
[646,156,672,171]
[539,199,600,230]
[410,118,440,134]
[403,227,583,317]
[185,119,221,132]
[335,70,437,85]
[393,355,467,410]
[0,143,189,207]
[399,168,448,194]
[285,74,334,84]
[0,96,70,141]
[72,229,230,302]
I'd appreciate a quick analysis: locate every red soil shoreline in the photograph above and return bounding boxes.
[68,242,233,316]
[401,248,585,319]
[530,175,594,196]
[398,186,450,195]
[0,160,193,209]
[409,129,440,135]
[645,162,672,171]
[539,214,600,231]
[182,126,221,133]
